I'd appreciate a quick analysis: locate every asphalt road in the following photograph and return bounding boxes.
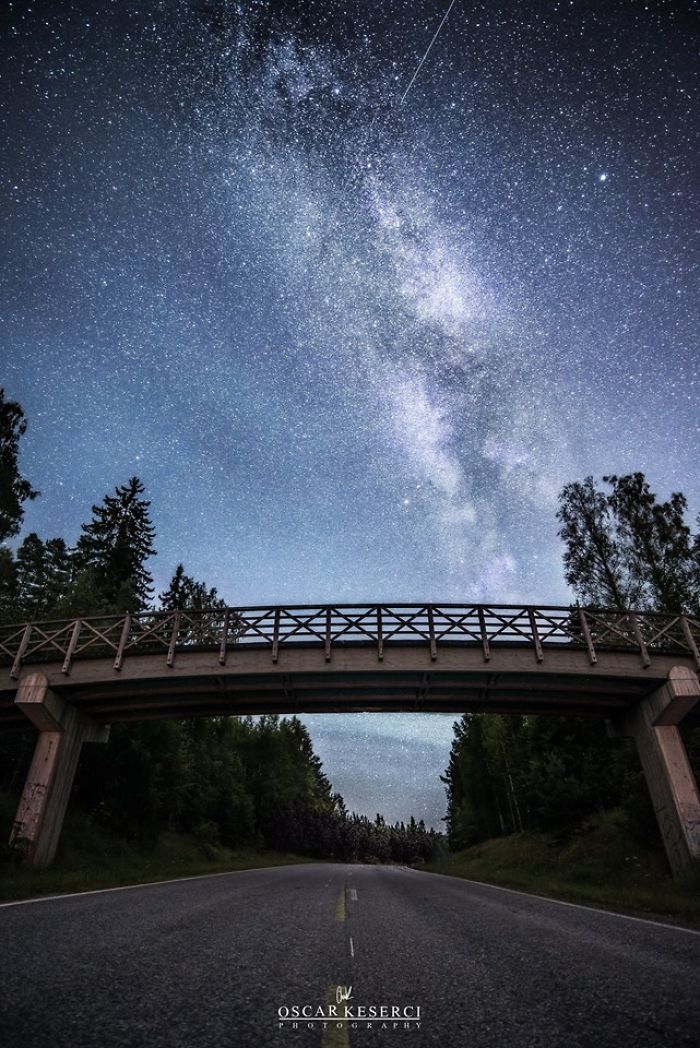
[0,864,698,1048]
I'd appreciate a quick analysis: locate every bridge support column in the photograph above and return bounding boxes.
[610,665,700,882]
[9,672,109,868]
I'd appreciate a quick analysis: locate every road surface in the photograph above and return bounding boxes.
[0,864,698,1047]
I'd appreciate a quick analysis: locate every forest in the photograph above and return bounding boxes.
[443,473,700,853]
[0,389,442,864]
[2,387,700,868]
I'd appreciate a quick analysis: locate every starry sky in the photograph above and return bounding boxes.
[1,0,698,827]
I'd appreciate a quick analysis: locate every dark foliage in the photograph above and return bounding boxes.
[74,476,156,611]
[557,472,700,614]
[444,471,700,856]
[0,389,38,544]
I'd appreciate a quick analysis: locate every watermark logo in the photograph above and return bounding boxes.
[277,986,422,1032]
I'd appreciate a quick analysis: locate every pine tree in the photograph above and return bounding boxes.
[74,476,156,610]
[0,388,38,542]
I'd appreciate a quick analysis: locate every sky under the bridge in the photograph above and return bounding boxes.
[2,1,698,827]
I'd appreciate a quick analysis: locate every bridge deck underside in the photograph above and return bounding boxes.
[2,642,698,729]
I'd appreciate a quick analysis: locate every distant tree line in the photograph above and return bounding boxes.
[265,805,445,865]
[444,474,700,854]
[0,389,443,862]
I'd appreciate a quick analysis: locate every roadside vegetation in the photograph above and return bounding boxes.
[0,791,314,901]
[0,785,443,902]
[426,807,700,924]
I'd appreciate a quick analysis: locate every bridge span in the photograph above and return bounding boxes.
[1,604,699,878]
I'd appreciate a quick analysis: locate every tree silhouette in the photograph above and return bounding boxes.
[74,476,156,610]
[557,472,700,613]
[0,388,38,543]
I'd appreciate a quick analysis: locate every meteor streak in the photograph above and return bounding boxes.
[400,0,459,104]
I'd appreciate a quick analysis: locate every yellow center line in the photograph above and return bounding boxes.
[321,985,350,1048]
[335,886,346,922]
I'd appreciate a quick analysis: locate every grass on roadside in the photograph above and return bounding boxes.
[0,792,313,902]
[424,810,700,925]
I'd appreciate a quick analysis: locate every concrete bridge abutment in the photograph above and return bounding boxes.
[9,672,109,868]
[609,665,700,882]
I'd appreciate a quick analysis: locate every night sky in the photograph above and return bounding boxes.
[2,1,698,827]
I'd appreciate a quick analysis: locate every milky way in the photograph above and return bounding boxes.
[2,1,698,826]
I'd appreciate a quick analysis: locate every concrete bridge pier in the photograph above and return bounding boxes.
[610,665,700,882]
[9,672,109,868]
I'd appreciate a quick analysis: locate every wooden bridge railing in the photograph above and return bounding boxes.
[1,604,699,679]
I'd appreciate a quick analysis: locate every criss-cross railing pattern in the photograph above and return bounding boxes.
[0,605,699,679]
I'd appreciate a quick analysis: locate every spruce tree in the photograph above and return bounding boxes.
[74,476,156,610]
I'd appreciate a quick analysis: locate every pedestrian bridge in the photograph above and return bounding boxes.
[2,604,699,879]
[1,603,700,726]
